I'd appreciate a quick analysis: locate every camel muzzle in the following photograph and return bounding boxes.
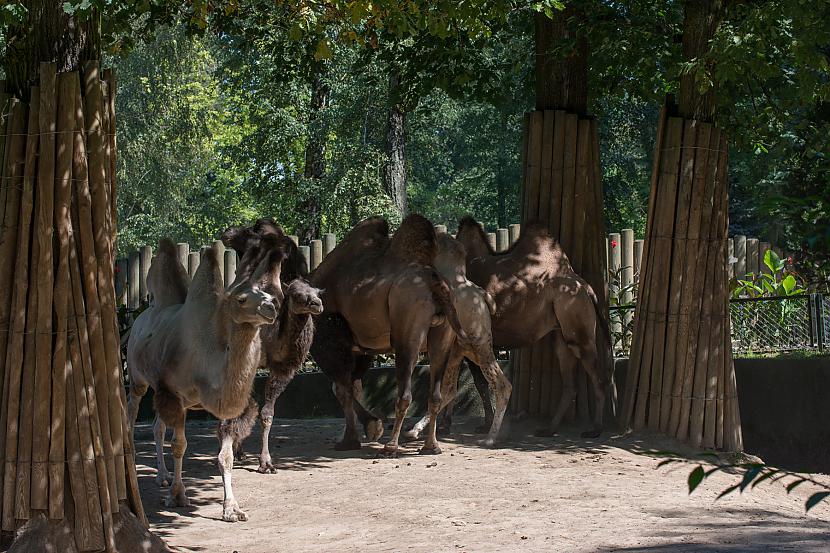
[257,302,278,323]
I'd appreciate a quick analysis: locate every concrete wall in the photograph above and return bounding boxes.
[613,356,830,474]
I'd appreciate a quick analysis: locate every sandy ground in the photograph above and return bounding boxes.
[135,417,830,553]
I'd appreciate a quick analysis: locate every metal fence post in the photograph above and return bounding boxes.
[815,293,826,351]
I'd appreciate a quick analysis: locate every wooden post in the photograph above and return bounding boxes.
[288,234,299,246]
[733,235,746,278]
[224,250,237,286]
[127,251,140,311]
[187,252,200,279]
[310,240,323,270]
[486,232,497,252]
[746,238,759,276]
[299,246,311,274]
[496,228,509,252]
[115,258,128,307]
[727,238,735,279]
[621,229,635,305]
[434,224,447,235]
[634,239,644,284]
[322,233,337,257]
[139,246,152,304]
[213,240,226,285]
[509,224,521,245]
[175,243,189,272]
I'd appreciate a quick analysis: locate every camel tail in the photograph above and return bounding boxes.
[429,270,468,341]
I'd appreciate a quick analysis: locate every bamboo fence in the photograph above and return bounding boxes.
[620,105,743,451]
[0,64,145,552]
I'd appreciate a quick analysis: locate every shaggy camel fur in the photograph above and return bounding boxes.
[403,233,512,446]
[127,237,286,509]
[235,215,466,455]
[453,217,613,438]
[215,278,323,522]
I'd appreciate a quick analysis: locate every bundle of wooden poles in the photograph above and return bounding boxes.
[621,105,742,451]
[0,62,144,551]
[514,109,609,421]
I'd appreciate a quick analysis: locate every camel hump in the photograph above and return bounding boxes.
[147,237,190,308]
[389,214,437,265]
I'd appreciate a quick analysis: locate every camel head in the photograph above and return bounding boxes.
[224,237,287,326]
[221,218,308,282]
[456,216,493,259]
[285,279,324,316]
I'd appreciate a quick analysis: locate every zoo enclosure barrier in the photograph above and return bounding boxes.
[114,223,779,313]
[610,293,828,357]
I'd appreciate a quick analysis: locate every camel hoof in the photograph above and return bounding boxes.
[419,445,442,455]
[477,438,497,448]
[156,474,171,488]
[257,463,277,474]
[364,419,384,442]
[581,429,602,439]
[163,492,190,508]
[535,427,557,438]
[334,438,362,451]
[400,430,419,443]
[376,445,399,459]
[222,500,248,523]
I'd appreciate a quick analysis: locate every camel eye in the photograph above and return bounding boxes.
[237,295,247,304]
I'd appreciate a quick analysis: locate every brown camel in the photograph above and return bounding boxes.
[403,233,512,446]
[452,216,613,438]
[215,278,323,522]
[126,237,286,509]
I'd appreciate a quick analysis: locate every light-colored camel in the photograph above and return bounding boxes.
[215,277,323,522]
[126,237,285,509]
[453,217,613,438]
[403,233,512,446]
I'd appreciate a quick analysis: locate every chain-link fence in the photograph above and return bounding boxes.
[609,294,827,357]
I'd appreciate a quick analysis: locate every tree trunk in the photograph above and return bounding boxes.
[297,62,330,244]
[535,10,588,114]
[383,73,408,218]
[0,2,168,551]
[3,1,100,100]
[622,0,742,452]
[513,8,611,422]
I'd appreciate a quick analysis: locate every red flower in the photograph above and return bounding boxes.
[611,240,618,249]
[787,256,793,264]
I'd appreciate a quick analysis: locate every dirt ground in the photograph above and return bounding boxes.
[135,417,830,553]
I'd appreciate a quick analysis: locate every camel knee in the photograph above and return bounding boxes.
[217,445,234,473]
[171,434,187,458]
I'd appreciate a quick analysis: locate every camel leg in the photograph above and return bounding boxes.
[332,380,363,450]
[217,432,247,522]
[468,360,495,433]
[127,381,147,435]
[403,344,463,443]
[577,345,606,439]
[420,327,456,455]
[352,356,383,442]
[153,415,171,488]
[258,370,290,473]
[536,333,578,437]
[155,389,189,508]
[472,347,512,447]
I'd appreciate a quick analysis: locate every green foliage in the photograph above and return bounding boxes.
[656,452,830,514]
[730,250,807,299]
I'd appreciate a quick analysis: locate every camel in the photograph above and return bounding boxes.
[215,277,323,522]
[446,216,613,439]
[232,215,466,456]
[126,237,287,509]
[402,233,512,446]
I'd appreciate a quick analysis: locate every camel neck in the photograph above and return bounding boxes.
[211,301,261,419]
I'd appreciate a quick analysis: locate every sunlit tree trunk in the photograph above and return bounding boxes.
[383,73,408,218]
[297,62,330,244]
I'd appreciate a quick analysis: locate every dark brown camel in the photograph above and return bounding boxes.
[449,216,613,438]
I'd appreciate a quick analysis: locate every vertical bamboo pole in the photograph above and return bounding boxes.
[434,224,447,235]
[727,238,735,279]
[733,235,746,279]
[486,232,496,252]
[299,245,310,274]
[0,99,27,532]
[746,238,759,276]
[213,240,226,284]
[127,252,140,311]
[508,224,521,245]
[538,110,555,224]
[523,111,544,222]
[548,112,566,236]
[103,69,117,243]
[496,229,509,252]
[176,243,189,271]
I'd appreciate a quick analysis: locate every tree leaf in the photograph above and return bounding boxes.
[787,478,806,493]
[716,484,740,500]
[740,466,763,491]
[782,275,796,294]
[688,466,705,494]
[751,469,780,488]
